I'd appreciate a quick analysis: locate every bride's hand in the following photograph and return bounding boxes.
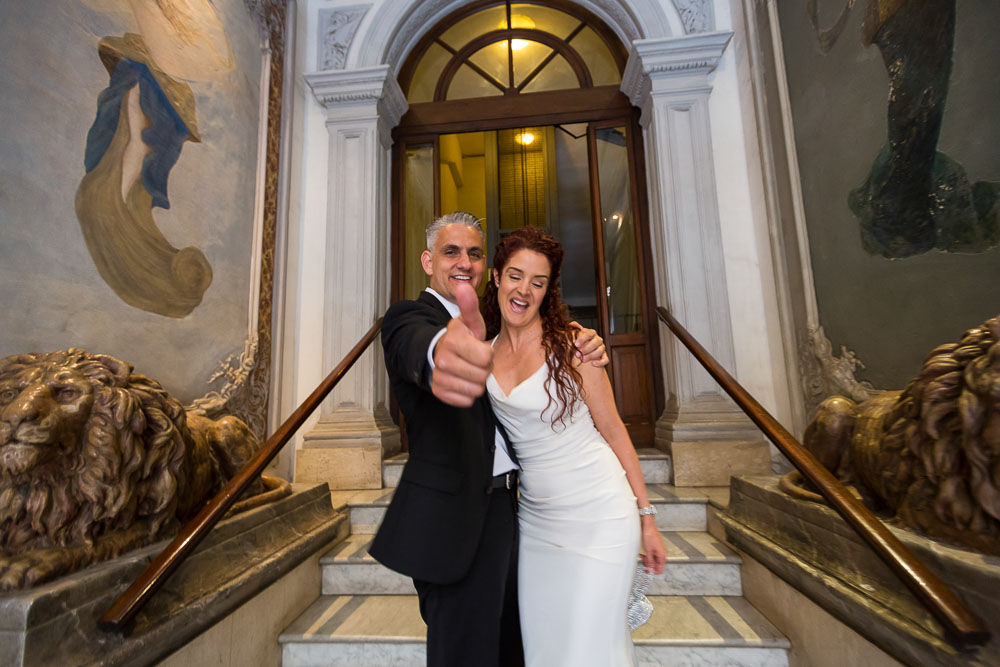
[568,322,609,367]
[640,523,667,575]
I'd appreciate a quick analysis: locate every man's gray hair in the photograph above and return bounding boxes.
[425,211,485,251]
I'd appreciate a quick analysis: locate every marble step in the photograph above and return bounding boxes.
[379,453,406,488]
[332,483,719,535]
[279,594,789,667]
[382,447,673,488]
[320,530,741,597]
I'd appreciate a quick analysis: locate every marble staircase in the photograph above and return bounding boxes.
[279,450,790,666]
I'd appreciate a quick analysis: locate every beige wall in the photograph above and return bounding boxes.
[160,551,322,666]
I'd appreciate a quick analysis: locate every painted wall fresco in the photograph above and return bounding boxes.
[0,1,266,403]
[779,0,1000,388]
[809,0,999,258]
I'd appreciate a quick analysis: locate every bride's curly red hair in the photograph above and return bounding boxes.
[483,227,583,427]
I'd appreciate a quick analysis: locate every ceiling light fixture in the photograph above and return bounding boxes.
[503,14,535,51]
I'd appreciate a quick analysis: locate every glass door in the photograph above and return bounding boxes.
[589,121,655,440]
[396,118,657,444]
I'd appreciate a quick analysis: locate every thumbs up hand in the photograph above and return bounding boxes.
[431,282,494,407]
[455,280,486,341]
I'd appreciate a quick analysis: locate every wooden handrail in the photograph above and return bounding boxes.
[655,306,989,646]
[98,318,383,633]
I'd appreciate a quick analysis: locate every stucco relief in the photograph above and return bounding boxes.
[187,337,258,416]
[318,5,369,71]
[672,0,713,34]
[798,325,880,415]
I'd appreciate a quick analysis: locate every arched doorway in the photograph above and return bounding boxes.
[391,0,663,445]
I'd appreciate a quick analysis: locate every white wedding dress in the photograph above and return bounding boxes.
[487,361,639,666]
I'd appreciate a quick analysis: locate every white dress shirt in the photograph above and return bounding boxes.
[424,288,517,476]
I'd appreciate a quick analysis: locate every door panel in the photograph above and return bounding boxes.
[590,121,656,444]
[401,142,435,300]
[610,344,654,444]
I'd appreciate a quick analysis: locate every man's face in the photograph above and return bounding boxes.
[420,224,485,303]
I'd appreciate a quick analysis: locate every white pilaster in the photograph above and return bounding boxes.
[622,33,765,473]
[296,65,406,489]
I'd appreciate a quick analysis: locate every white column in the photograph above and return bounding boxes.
[623,33,769,484]
[296,65,406,490]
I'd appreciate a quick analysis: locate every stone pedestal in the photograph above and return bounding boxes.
[0,483,347,667]
[719,476,1000,666]
[298,409,400,490]
[669,439,770,486]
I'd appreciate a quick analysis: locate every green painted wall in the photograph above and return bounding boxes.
[778,0,1000,388]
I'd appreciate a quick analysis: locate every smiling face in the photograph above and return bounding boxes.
[420,223,485,304]
[494,248,551,329]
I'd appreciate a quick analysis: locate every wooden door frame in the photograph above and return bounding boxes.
[586,115,662,443]
[390,100,665,433]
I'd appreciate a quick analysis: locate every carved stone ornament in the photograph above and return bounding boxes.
[672,0,714,34]
[318,5,370,71]
[187,336,259,422]
[783,315,1000,556]
[0,349,289,589]
[798,325,880,412]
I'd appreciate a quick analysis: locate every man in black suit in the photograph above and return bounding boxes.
[370,212,605,666]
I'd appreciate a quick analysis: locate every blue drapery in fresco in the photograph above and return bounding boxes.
[84,58,190,210]
[75,48,212,319]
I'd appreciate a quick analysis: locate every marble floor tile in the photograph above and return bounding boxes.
[283,641,425,667]
[633,596,789,647]
[634,645,789,666]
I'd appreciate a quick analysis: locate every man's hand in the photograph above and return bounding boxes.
[569,322,609,367]
[431,283,493,407]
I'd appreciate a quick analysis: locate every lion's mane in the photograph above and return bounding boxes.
[880,316,1000,539]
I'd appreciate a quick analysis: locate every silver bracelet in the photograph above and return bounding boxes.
[638,505,657,516]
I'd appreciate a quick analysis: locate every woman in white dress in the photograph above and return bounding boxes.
[482,227,667,666]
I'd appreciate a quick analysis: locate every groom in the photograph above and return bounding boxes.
[370,212,605,666]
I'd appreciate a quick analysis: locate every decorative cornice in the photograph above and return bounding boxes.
[672,0,714,34]
[636,31,732,76]
[305,65,408,127]
[318,4,370,70]
[621,31,732,106]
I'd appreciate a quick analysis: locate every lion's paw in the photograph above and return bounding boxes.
[0,550,74,590]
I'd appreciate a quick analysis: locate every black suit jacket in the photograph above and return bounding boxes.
[370,292,508,584]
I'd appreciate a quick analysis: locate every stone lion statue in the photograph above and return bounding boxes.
[0,349,285,590]
[782,315,1000,555]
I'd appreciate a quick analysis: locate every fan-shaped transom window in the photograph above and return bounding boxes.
[403,1,624,104]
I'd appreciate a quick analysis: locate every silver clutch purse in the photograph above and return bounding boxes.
[627,563,653,631]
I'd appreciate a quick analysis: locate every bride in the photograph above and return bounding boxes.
[482,227,667,666]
